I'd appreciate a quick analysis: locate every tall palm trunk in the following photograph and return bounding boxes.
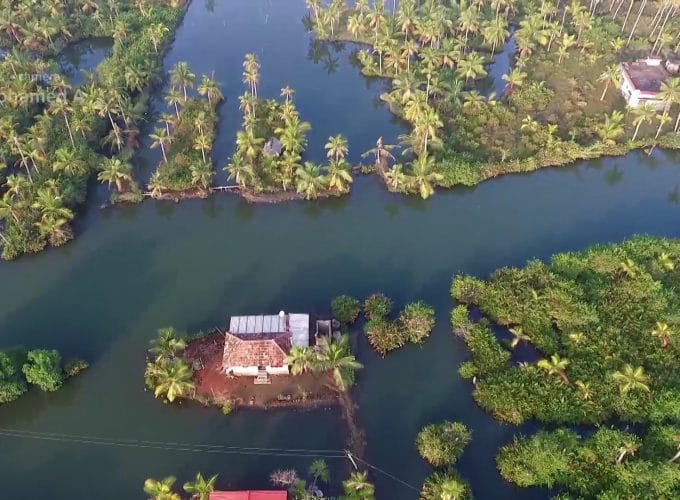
[621,0,635,33]
[63,112,75,147]
[626,0,648,47]
[651,5,673,54]
[669,449,680,462]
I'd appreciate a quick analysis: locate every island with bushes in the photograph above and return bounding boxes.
[451,235,680,496]
[0,347,87,403]
[308,0,680,198]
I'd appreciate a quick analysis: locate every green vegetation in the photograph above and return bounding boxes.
[452,236,680,497]
[284,333,363,392]
[0,347,87,402]
[308,0,680,198]
[144,327,195,403]
[362,294,435,356]
[226,54,353,199]
[331,294,362,325]
[416,421,472,467]
[149,63,221,197]
[497,426,680,497]
[269,460,375,500]
[415,420,473,499]
[144,473,219,500]
[0,0,186,259]
[452,236,680,426]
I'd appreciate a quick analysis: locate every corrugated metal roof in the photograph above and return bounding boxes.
[228,314,309,348]
[209,491,287,500]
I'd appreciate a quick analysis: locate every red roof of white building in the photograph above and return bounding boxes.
[222,331,290,369]
[209,491,287,500]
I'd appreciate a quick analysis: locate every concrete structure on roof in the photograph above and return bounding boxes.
[620,58,669,109]
[222,312,310,378]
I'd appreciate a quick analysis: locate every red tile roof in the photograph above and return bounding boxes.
[209,491,287,500]
[222,331,291,369]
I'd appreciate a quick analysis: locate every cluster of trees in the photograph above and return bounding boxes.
[284,333,363,392]
[451,236,680,494]
[451,236,680,426]
[497,426,680,497]
[0,347,87,403]
[307,0,680,194]
[269,459,375,499]
[0,0,185,259]
[144,472,217,500]
[416,421,473,500]
[149,62,222,196]
[144,327,195,403]
[226,54,353,199]
[362,293,435,356]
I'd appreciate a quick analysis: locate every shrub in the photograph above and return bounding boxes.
[398,301,435,343]
[331,295,362,324]
[416,421,471,467]
[64,359,89,377]
[222,402,234,415]
[450,304,470,332]
[0,350,28,403]
[363,293,393,319]
[22,349,65,392]
[364,318,404,356]
[420,471,472,500]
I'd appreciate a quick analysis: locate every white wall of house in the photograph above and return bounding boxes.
[226,365,290,376]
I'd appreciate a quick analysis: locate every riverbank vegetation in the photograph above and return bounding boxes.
[307,0,680,198]
[0,347,88,403]
[362,293,435,356]
[148,63,221,198]
[497,426,680,497]
[0,0,186,259]
[452,236,680,426]
[416,421,473,500]
[226,54,354,200]
[451,236,680,498]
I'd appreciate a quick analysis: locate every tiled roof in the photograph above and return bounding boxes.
[209,491,287,500]
[222,331,291,369]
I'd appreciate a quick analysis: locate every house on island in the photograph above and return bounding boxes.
[620,58,680,108]
[221,312,311,383]
[263,138,283,157]
[209,490,287,500]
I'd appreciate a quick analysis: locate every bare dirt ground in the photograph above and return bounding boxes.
[183,332,339,409]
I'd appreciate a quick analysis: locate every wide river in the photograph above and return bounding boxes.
[1,1,679,498]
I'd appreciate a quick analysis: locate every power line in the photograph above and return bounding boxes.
[0,427,343,454]
[0,428,420,492]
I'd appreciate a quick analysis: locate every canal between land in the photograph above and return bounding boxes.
[0,1,679,499]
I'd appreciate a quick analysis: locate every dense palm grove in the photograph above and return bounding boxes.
[226,54,354,200]
[149,62,221,197]
[308,0,680,197]
[0,0,186,259]
[451,236,680,495]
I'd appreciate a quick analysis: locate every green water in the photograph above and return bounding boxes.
[1,2,679,499]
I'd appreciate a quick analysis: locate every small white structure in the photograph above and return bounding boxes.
[620,58,668,109]
[222,313,310,378]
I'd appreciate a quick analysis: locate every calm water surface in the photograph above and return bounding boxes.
[1,1,679,499]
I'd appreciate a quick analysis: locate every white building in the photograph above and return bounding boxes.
[620,58,668,109]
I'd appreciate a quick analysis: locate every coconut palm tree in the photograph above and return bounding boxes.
[615,440,639,465]
[315,334,363,392]
[630,103,657,141]
[194,134,212,164]
[242,54,260,97]
[575,380,593,400]
[198,75,223,106]
[456,51,487,82]
[143,476,180,500]
[509,327,530,348]
[150,128,171,164]
[165,88,183,119]
[32,187,73,223]
[295,162,327,200]
[98,157,133,192]
[190,161,213,190]
[362,137,396,166]
[658,252,675,270]
[183,473,217,500]
[0,193,20,224]
[284,346,317,375]
[597,111,625,145]
[409,154,443,199]
[483,17,509,56]
[598,64,621,101]
[342,471,375,500]
[280,86,295,103]
[149,327,187,360]
[537,353,569,383]
[651,322,674,348]
[227,155,256,188]
[308,459,330,489]
[385,164,407,191]
[502,68,527,96]
[148,23,169,53]
[170,62,196,101]
[325,134,349,162]
[150,358,195,402]
[326,160,353,193]
[612,364,650,394]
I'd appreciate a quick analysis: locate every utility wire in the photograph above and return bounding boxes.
[0,428,419,492]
